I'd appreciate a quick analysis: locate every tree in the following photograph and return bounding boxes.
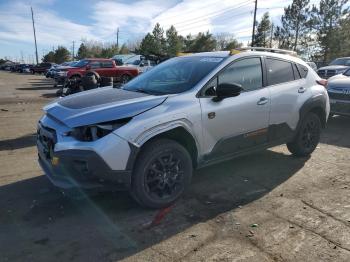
[276,0,311,52]
[140,33,157,55]
[119,44,129,54]
[184,32,217,52]
[77,43,89,59]
[254,12,272,47]
[165,25,183,56]
[54,46,70,64]
[152,23,166,55]
[42,51,55,62]
[310,0,349,62]
[215,33,242,50]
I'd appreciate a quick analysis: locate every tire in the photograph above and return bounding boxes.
[287,112,321,157]
[120,74,131,84]
[131,139,193,209]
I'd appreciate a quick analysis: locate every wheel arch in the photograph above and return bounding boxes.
[131,126,199,169]
[299,94,327,128]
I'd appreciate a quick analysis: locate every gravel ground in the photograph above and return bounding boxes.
[0,71,349,262]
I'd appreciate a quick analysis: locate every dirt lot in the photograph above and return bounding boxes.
[0,70,349,262]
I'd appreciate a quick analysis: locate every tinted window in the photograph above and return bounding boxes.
[218,58,262,92]
[293,64,301,79]
[267,58,294,85]
[344,68,350,76]
[123,56,223,95]
[101,61,113,68]
[90,62,101,69]
[296,64,308,78]
[329,58,350,66]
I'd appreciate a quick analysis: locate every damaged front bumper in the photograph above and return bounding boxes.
[37,116,134,190]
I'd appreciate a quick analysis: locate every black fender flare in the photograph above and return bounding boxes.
[298,94,327,129]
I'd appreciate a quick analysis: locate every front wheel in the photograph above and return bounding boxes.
[131,139,193,209]
[287,112,321,157]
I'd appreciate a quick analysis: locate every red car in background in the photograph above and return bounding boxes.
[56,58,139,85]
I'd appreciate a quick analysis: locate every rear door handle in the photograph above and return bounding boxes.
[257,97,268,105]
[298,87,306,93]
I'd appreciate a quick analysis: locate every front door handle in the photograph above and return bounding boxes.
[298,87,306,93]
[257,97,268,105]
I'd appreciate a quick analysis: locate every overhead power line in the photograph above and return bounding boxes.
[169,0,254,28]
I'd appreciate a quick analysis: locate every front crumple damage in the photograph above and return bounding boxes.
[43,87,168,128]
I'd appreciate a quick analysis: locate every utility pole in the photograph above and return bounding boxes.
[72,41,75,60]
[30,7,39,65]
[116,27,119,48]
[270,23,274,48]
[251,0,258,46]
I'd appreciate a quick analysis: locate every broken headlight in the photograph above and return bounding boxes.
[69,118,131,141]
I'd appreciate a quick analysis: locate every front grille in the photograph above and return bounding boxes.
[37,123,57,160]
[328,92,350,101]
[318,69,336,78]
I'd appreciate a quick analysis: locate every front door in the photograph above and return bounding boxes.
[199,57,270,159]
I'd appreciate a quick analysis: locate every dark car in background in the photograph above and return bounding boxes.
[31,62,55,74]
[327,68,350,116]
[317,57,350,79]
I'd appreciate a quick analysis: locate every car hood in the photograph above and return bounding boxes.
[328,76,350,89]
[44,87,167,128]
[318,65,349,71]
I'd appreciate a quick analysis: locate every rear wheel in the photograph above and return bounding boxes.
[287,112,321,157]
[131,139,193,209]
[120,74,131,84]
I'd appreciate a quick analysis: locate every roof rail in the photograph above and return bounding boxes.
[230,47,297,56]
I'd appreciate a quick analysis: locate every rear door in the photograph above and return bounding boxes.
[100,60,115,77]
[199,57,270,158]
[266,57,312,141]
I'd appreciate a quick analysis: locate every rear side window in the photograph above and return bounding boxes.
[266,58,294,85]
[101,61,113,68]
[293,64,301,79]
[90,62,101,69]
[296,64,308,78]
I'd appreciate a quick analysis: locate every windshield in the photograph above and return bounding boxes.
[123,56,224,95]
[329,58,350,66]
[126,60,140,65]
[344,68,350,76]
[73,60,89,68]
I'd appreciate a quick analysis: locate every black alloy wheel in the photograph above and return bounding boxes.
[131,139,193,209]
[287,112,321,157]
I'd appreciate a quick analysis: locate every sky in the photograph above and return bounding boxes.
[0,0,317,63]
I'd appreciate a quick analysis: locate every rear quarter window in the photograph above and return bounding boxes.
[296,64,308,78]
[266,58,295,85]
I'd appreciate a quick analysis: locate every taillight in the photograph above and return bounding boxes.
[317,79,328,88]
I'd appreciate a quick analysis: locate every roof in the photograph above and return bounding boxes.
[84,58,113,61]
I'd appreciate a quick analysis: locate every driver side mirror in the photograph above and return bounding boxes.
[86,65,91,70]
[213,83,243,102]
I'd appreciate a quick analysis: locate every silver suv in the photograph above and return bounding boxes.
[37,49,330,208]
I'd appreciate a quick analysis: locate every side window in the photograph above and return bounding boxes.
[266,58,294,85]
[101,61,113,68]
[218,58,263,92]
[90,62,101,69]
[296,64,308,78]
[293,64,301,79]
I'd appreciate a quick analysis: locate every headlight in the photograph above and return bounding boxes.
[69,118,131,141]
